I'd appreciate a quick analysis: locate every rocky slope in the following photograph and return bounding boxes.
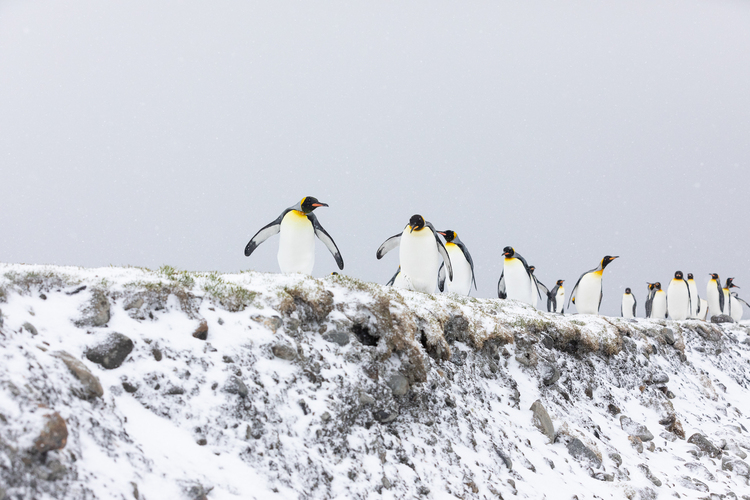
[0,263,749,500]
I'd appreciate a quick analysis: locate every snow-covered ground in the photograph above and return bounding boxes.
[1,263,749,500]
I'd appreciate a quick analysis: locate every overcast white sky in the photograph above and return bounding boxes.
[1,0,749,315]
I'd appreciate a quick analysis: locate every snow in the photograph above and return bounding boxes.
[1,262,749,499]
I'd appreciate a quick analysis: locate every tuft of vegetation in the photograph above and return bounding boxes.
[201,272,257,312]
[2,269,80,296]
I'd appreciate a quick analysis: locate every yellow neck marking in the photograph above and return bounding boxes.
[594,270,603,276]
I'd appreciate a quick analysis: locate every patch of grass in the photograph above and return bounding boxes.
[2,269,79,295]
[201,272,257,312]
[158,265,195,289]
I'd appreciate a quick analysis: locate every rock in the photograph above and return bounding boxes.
[607,404,621,416]
[592,472,614,482]
[443,314,470,343]
[711,314,735,324]
[726,442,748,459]
[629,436,644,453]
[661,328,675,345]
[651,372,669,384]
[223,376,248,399]
[53,351,104,400]
[22,322,38,336]
[124,298,143,311]
[684,462,716,482]
[322,331,350,346]
[529,400,555,442]
[638,464,662,487]
[609,452,622,467]
[496,448,513,470]
[566,438,601,468]
[186,483,212,500]
[272,344,296,360]
[540,363,561,386]
[33,411,68,454]
[192,319,208,340]
[373,409,398,423]
[122,381,138,393]
[722,458,750,478]
[688,433,723,458]
[387,373,409,396]
[86,333,134,369]
[515,349,538,367]
[152,347,163,361]
[78,290,111,327]
[359,392,376,405]
[678,476,709,492]
[620,415,654,442]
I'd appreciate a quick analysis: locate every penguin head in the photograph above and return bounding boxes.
[408,214,425,233]
[727,277,739,289]
[556,279,564,286]
[299,196,328,213]
[438,230,457,242]
[528,266,536,274]
[625,288,632,294]
[710,273,720,281]
[687,273,694,280]
[502,246,515,258]
[674,271,684,280]
[647,282,655,291]
[601,255,619,269]
[654,282,662,290]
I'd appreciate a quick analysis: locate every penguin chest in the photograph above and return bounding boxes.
[277,211,315,274]
[504,258,532,304]
[555,288,565,313]
[731,296,743,322]
[575,272,602,315]
[652,291,667,318]
[399,228,440,293]
[706,282,721,315]
[445,244,472,295]
[667,281,689,320]
[622,295,635,318]
[687,282,699,317]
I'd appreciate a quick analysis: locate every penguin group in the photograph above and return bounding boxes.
[244,197,747,321]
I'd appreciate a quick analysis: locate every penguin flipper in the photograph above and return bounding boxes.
[376,234,402,259]
[437,263,446,292]
[386,266,400,286]
[599,290,603,311]
[497,272,506,299]
[717,280,725,313]
[632,295,637,317]
[535,278,549,299]
[547,293,555,313]
[735,294,750,308]
[307,213,344,270]
[456,240,477,290]
[244,209,290,257]
[427,222,453,281]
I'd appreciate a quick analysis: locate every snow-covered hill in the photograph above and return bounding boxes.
[1,263,749,500]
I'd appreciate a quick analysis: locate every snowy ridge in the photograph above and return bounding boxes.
[0,263,749,500]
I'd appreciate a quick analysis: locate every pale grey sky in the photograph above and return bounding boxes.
[1,0,749,315]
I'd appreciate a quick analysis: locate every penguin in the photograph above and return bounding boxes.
[377,214,452,294]
[568,256,619,315]
[730,289,749,323]
[244,196,344,274]
[437,230,477,296]
[547,280,565,314]
[723,277,738,316]
[687,273,701,318]
[706,273,724,320]
[667,271,691,320]
[621,288,636,318]
[497,247,534,305]
[386,266,404,287]
[697,299,709,321]
[645,283,656,318]
[528,266,549,310]
[650,282,667,319]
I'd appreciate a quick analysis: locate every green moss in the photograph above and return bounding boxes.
[201,272,257,312]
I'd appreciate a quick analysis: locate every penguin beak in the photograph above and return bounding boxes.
[409,226,414,233]
[311,202,328,208]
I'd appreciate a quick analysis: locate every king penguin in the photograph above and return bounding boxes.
[645,283,656,318]
[568,256,619,315]
[730,287,749,323]
[706,273,724,320]
[547,280,565,314]
[436,230,477,296]
[377,215,453,294]
[667,271,691,320]
[650,282,667,319]
[621,288,636,318]
[528,266,549,310]
[723,277,738,317]
[497,247,534,305]
[687,273,701,319]
[244,196,344,274]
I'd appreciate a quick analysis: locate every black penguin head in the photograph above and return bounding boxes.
[727,277,739,289]
[299,196,328,214]
[409,214,425,232]
[439,230,457,242]
[529,266,536,274]
[687,273,694,280]
[674,271,684,280]
[647,282,654,290]
[502,246,515,258]
[556,279,564,286]
[601,256,619,269]
[710,273,720,280]
[625,288,632,294]
[655,282,662,290]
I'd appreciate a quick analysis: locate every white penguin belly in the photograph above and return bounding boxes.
[698,299,708,320]
[667,281,690,320]
[706,282,722,319]
[574,273,602,315]
[399,228,441,294]
[504,258,532,304]
[621,295,635,318]
[277,211,315,274]
[555,288,565,313]
[444,244,472,296]
[651,291,667,319]
[730,296,743,322]
[687,282,699,318]
[722,290,730,315]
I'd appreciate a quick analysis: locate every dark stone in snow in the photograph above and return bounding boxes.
[638,463,662,487]
[661,328,675,345]
[566,438,601,468]
[192,319,208,340]
[152,347,163,361]
[530,400,555,442]
[22,322,38,336]
[86,333,134,369]
[387,373,409,396]
[124,298,143,311]
[33,412,68,454]
[223,376,248,398]
[651,372,669,384]
[711,314,735,324]
[272,344,297,360]
[78,290,111,327]
[540,363,561,386]
[322,331,350,346]
[373,409,398,423]
[722,458,750,478]
[443,314,470,343]
[53,350,104,400]
[688,433,722,458]
[620,415,654,442]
